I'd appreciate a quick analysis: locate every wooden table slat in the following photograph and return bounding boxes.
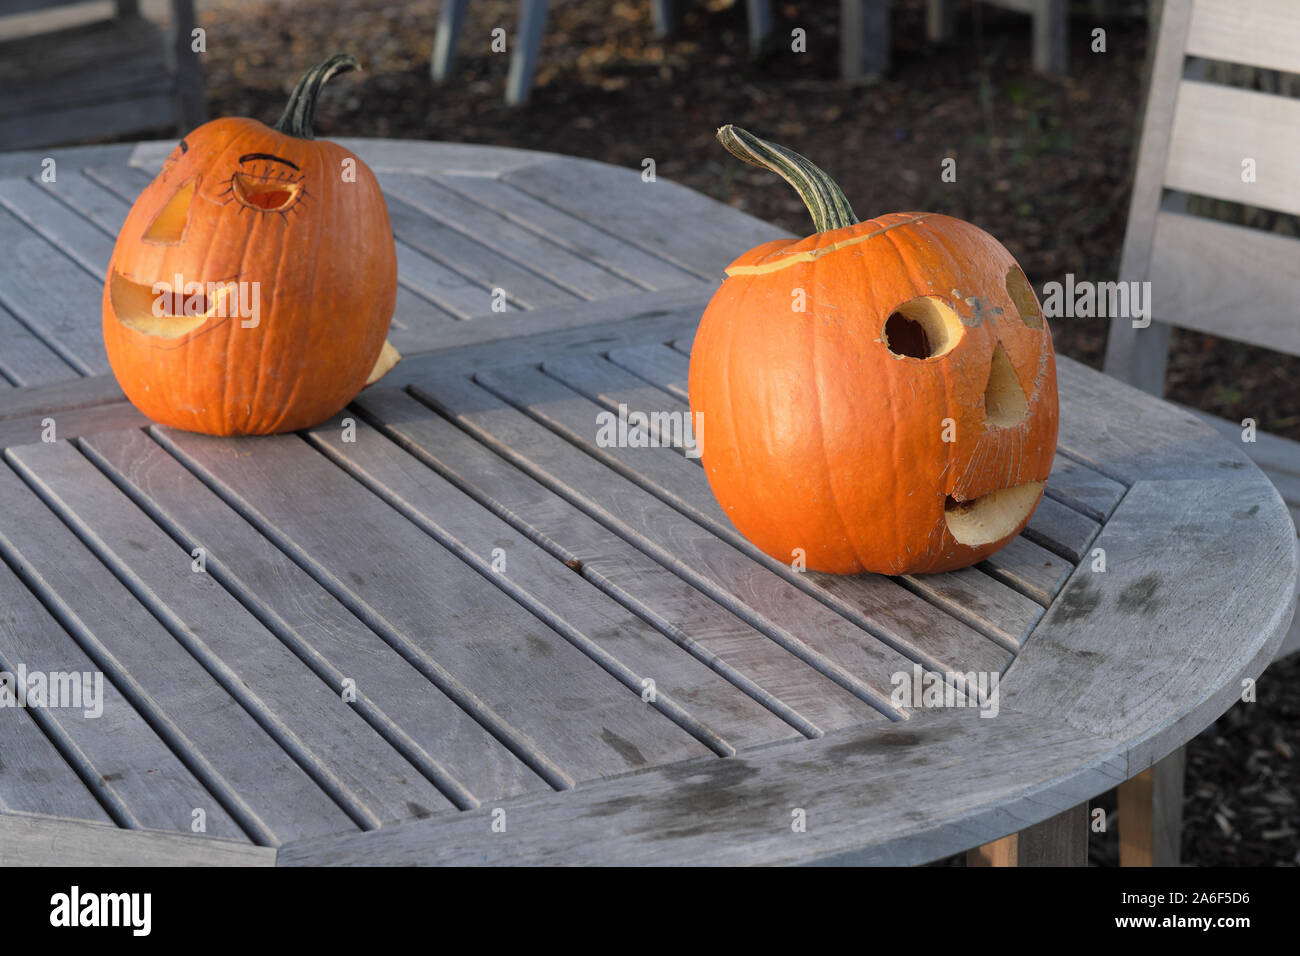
[393,239,514,320]
[431,173,700,291]
[28,169,131,237]
[1023,495,1102,563]
[0,205,108,375]
[381,172,640,301]
[0,458,357,845]
[387,193,577,311]
[417,369,970,713]
[0,551,248,837]
[8,440,461,829]
[0,706,113,825]
[0,174,115,278]
[978,534,1075,607]
[0,300,80,388]
[389,284,455,335]
[152,426,719,788]
[352,387,888,737]
[308,414,807,752]
[79,427,548,809]
[562,348,1047,649]
[502,156,788,282]
[81,164,153,205]
[1046,454,1129,523]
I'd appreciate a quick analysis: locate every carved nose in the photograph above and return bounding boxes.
[983,342,1028,427]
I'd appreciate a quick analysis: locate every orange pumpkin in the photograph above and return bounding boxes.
[102,54,400,436]
[689,127,1058,576]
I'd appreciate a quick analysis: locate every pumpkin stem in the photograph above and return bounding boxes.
[274,54,361,139]
[716,125,858,233]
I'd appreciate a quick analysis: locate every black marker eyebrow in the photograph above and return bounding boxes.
[238,152,301,171]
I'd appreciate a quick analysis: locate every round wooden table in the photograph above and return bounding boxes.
[0,139,1293,866]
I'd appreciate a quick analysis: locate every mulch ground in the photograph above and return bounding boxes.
[156,0,1298,865]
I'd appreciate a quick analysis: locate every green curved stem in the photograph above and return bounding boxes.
[716,125,858,233]
[274,54,361,139]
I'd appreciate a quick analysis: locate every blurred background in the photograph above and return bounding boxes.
[1,0,1295,865]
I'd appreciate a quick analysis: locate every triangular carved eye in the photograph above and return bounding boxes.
[143,178,196,244]
[1006,265,1043,328]
[984,342,1029,427]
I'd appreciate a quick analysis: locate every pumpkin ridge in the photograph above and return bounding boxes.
[807,276,868,573]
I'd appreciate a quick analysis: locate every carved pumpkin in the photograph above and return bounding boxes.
[688,127,1058,575]
[102,54,400,436]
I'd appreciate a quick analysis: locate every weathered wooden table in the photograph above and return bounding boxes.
[0,140,1294,866]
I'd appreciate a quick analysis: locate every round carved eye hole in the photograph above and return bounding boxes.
[882,297,965,359]
[1005,265,1043,328]
[231,172,302,212]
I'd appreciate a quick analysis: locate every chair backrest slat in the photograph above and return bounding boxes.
[1167,81,1300,216]
[1149,209,1300,356]
[1104,0,1300,392]
[1185,0,1300,74]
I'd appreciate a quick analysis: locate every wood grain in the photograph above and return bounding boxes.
[278,704,1126,866]
[1001,476,1297,773]
[415,370,947,714]
[381,172,639,300]
[352,387,887,738]
[503,156,788,281]
[0,813,275,867]
[1185,0,1300,74]
[9,440,459,829]
[153,426,718,787]
[430,173,699,291]
[0,455,356,845]
[0,548,245,837]
[0,205,108,374]
[531,354,1023,665]
[80,427,547,809]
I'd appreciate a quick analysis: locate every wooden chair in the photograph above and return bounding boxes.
[1103,0,1300,865]
[0,0,205,151]
[927,0,1068,74]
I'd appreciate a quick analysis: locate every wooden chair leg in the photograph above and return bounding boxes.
[840,0,891,82]
[927,0,956,43]
[1033,0,1068,74]
[967,803,1088,866]
[1118,747,1185,866]
[167,0,207,132]
[506,0,549,106]
[746,0,773,53]
[651,0,676,39]
[431,0,470,82]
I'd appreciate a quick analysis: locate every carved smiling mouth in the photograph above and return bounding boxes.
[108,270,238,338]
[944,481,1045,546]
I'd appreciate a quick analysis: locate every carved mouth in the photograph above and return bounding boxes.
[944,481,1045,546]
[108,270,236,338]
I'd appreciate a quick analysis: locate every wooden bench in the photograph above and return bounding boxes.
[1102,0,1300,865]
[0,0,205,150]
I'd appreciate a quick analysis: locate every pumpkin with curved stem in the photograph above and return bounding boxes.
[101,54,400,436]
[688,126,1058,576]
